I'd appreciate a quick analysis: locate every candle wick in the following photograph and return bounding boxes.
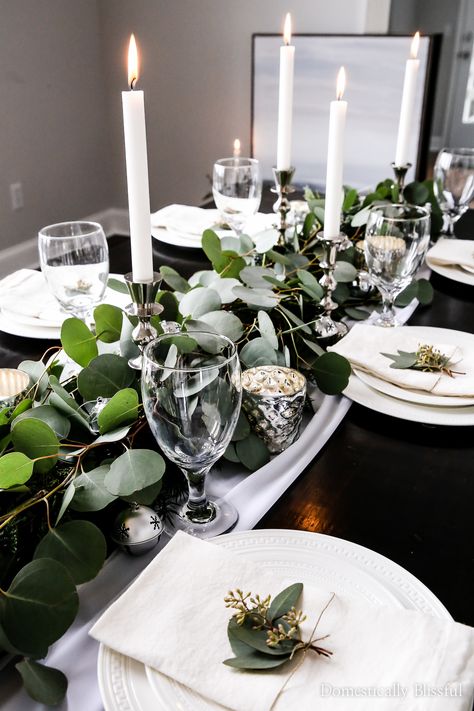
[130,77,137,90]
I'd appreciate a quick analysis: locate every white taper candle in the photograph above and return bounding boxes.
[276,13,295,171]
[395,32,420,167]
[324,67,347,239]
[122,34,153,283]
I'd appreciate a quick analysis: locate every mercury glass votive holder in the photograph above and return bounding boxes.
[0,369,30,409]
[241,366,306,454]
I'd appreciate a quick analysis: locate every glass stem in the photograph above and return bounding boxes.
[378,292,396,326]
[181,466,216,523]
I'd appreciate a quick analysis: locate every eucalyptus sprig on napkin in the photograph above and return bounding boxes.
[223,583,333,671]
[381,344,464,378]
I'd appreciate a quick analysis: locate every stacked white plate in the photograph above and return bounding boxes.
[0,270,129,340]
[97,528,450,711]
[425,238,474,286]
[343,326,474,426]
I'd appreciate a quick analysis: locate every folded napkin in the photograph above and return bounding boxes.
[90,532,474,711]
[0,270,64,325]
[0,269,127,328]
[151,204,221,235]
[151,203,275,238]
[427,238,474,271]
[329,324,474,397]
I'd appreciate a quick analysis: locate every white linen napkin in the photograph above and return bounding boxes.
[151,204,221,235]
[151,203,275,238]
[329,324,474,397]
[427,238,474,271]
[0,269,128,327]
[90,532,474,711]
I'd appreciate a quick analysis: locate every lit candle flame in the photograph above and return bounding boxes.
[233,138,241,157]
[128,34,139,89]
[411,31,420,59]
[336,66,346,101]
[283,13,292,46]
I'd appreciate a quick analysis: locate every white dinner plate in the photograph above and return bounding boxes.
[344,326,474,425]
[98,528,450,711]
[353,368,474,408]
[151,226,231,249]
[426,255,474,286]
[0,274,129,340]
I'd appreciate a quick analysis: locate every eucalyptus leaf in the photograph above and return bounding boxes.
[404,181,430,205]
[208,277,240,304]
[48,375,88,426]
[77,354,135,400]
[312,352,351,395]
[97,388,139,434]
[257,310,278,349]
[198,310,244,342]
[55,482,75,524]
[278,305,312,335]
[266,249,292,266]
[301,337,325,357]
[178,287,221,319]
[223,653,290,670]
[107,277,129,294]
[228,616,293,656]
[202,229,224,268]
[239,338,278,368]
[343,187,358,212]
[416,278,434,305]
[381,350,418,369]
[394,281,418,307]
[61,318,98,367]
[223,442,240,463]
[71,465,117,512]
[155,290,180,321]
[253,228,279,253]
[121,478,163,505]
[0,558,78,658]
[233,286,280,310]
[344,307,371,321]
[351,205,371,227]
[15,660,67,707]
[334,261,357,283]
[268,582,303,621]
[93,425,132,444]
[0,452,34,489]
[34,520,107,584]
[159,265,191,293]
[11,419,59,474]
[235,433,270,470]
[13,405,70,440]
[297,269,324,299]
[18,360,48,398]
[94,304,123,343]
[104,449,166,496]
[220,236,241,252]
[231,411,251,442]
[240,266,276,289]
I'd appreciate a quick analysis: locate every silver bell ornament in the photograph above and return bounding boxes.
[111,504,163,556]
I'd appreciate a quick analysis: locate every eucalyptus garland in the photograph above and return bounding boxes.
[0,177,435,705]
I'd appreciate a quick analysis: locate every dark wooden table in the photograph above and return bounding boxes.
[1,212,473,629]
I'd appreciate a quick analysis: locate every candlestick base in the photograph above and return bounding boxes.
[124,273,164,370]
[314,232,349,342]
[391,162,411,202]
[271,167,295,246]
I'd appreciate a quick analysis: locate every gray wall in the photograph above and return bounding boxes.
[0,0,112,251]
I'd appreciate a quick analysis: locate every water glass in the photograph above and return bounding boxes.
[142,331,242,538]
[365,204,431,327]
[38,221,109,324]
[212,157,262,235]
[433,148,474,237]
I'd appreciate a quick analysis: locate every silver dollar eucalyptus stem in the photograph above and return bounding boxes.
[271,166,296,246]
[314,232,349,341]
[124,272,164,370]
[391,162,411,203]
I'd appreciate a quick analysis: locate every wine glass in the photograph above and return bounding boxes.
[364,204,431,327]
[38,221,109,325]
[142,331,242,537]
[433,148,474,237]
[212,157,262,235]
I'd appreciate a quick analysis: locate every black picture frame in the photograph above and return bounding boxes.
[251,33,441,187]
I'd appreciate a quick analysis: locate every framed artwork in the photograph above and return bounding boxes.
[252,34,440,190]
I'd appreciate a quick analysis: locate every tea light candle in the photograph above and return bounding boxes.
[0,369,30,407]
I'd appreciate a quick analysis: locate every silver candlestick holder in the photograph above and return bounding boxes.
[271,167,295,245]
[314,232,349,341]
[391,162,411,202]
[124,272,164,370]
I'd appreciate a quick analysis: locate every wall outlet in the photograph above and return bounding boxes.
[10,182,24,211]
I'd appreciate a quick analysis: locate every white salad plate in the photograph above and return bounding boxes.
[97,528,450,711]
[353,368,474,408]
[344,326,474,425]
[151,226,230,249]
[426,255,474,286]
[0,273,129,340]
